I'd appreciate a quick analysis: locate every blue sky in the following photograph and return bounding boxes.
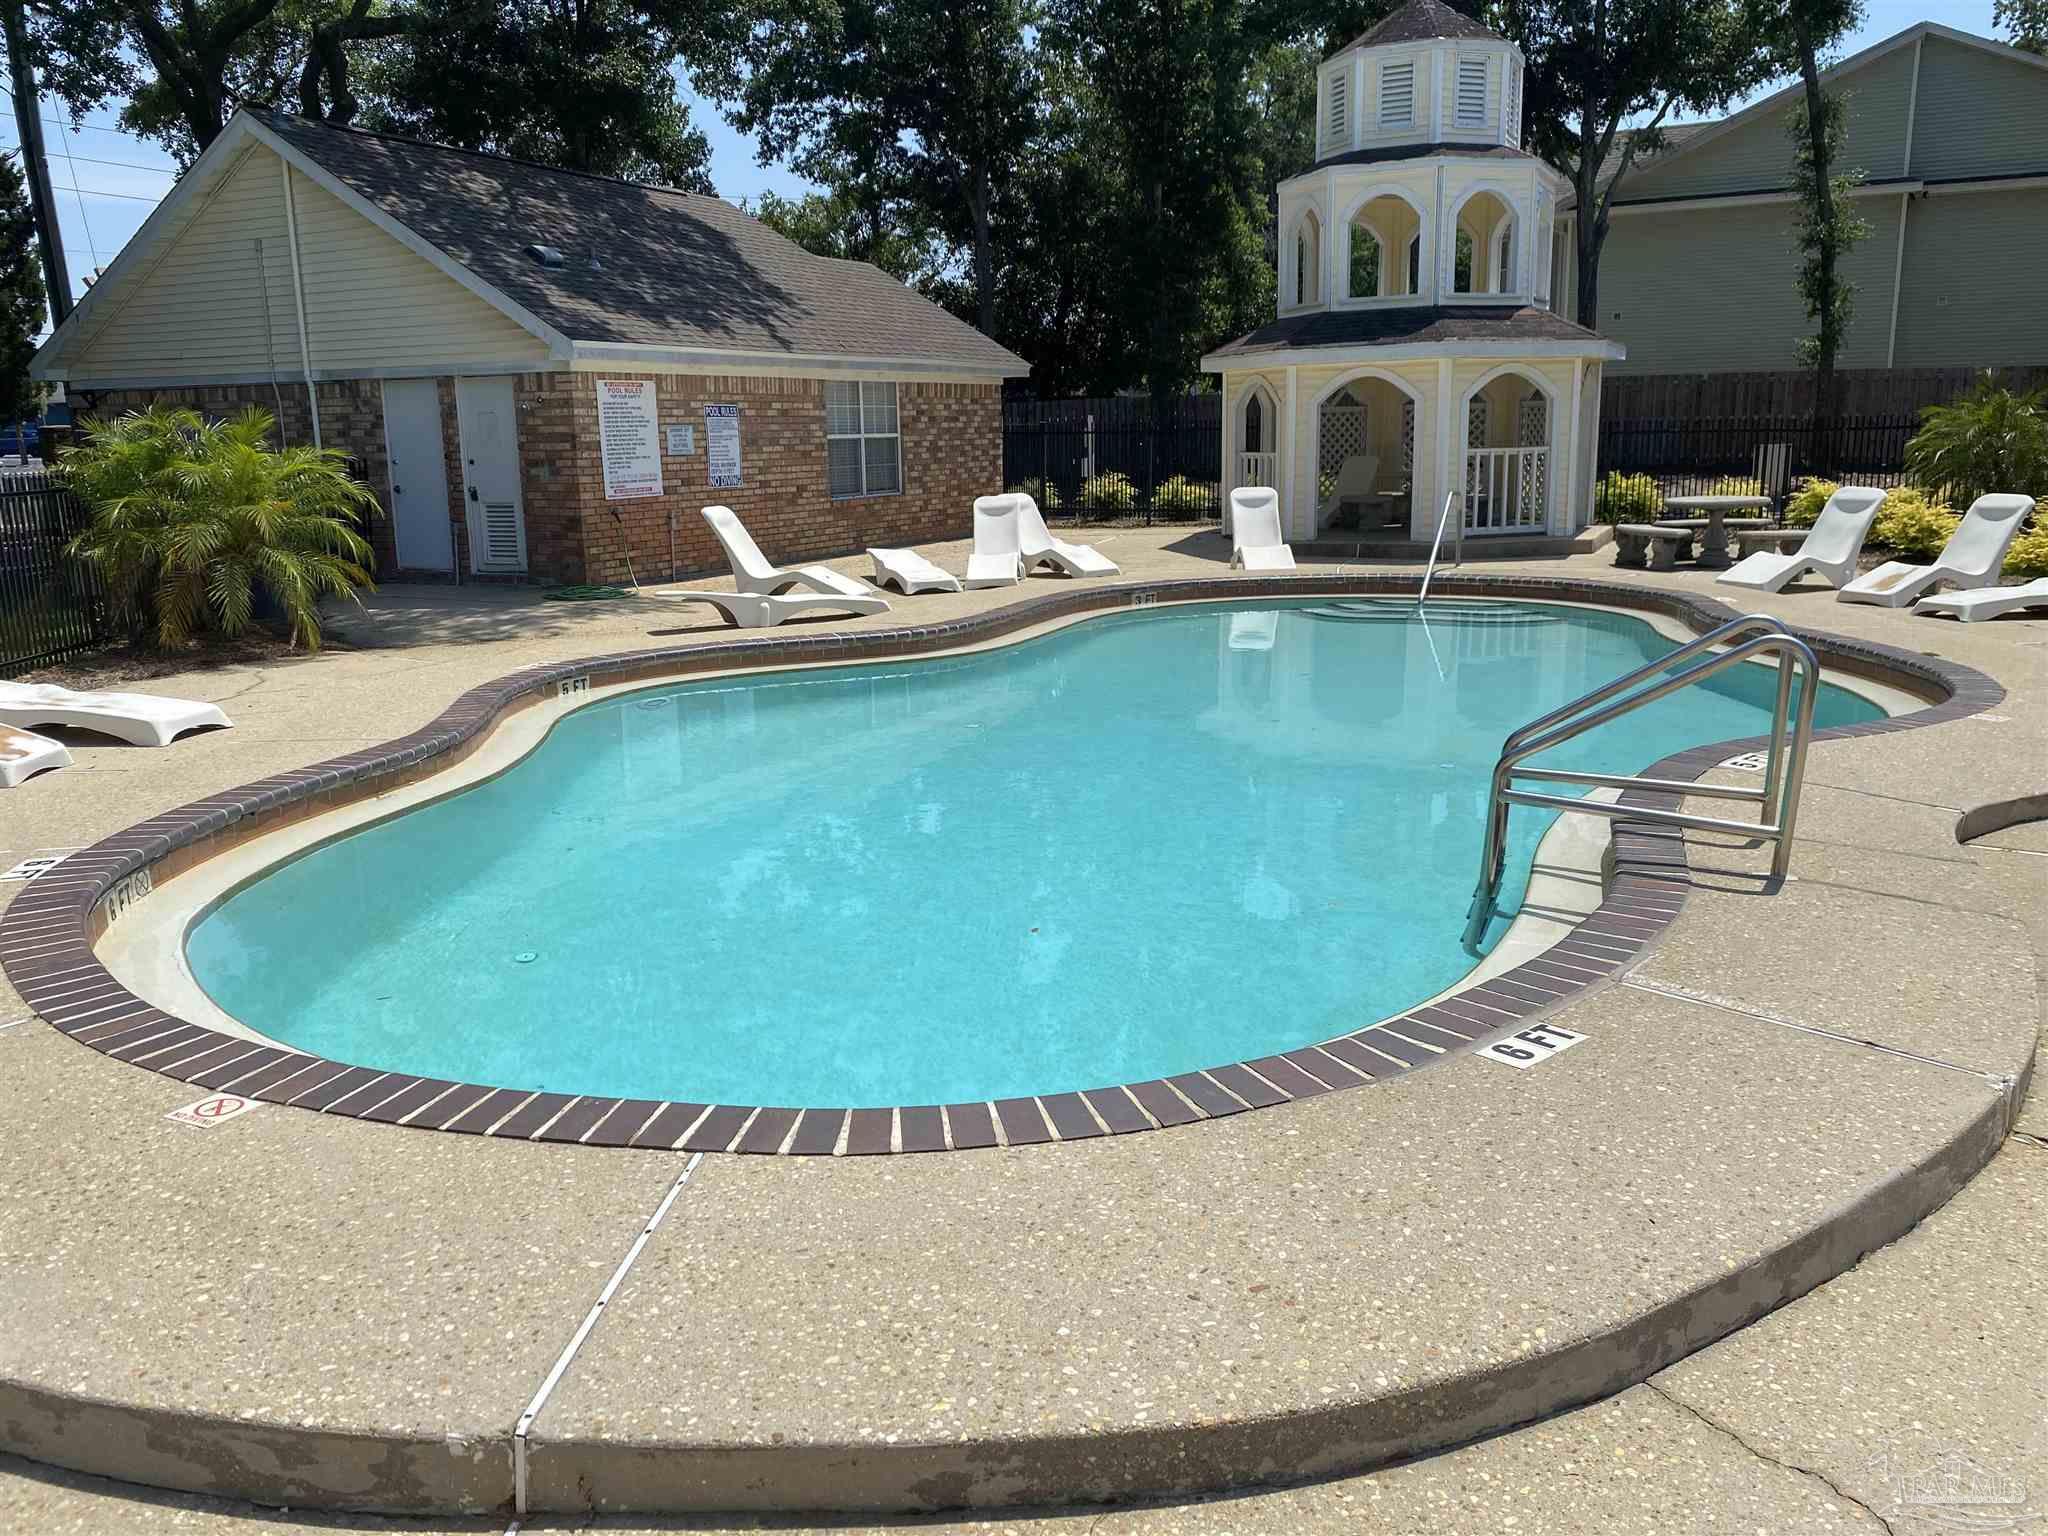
[1,0,2009,312]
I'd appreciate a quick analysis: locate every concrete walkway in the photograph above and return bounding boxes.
[1,529,2041,1526]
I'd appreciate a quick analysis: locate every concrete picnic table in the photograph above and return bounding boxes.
[1663,493,1775,570]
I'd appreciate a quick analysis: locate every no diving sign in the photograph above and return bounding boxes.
[166,1092,259,1128]
[1479,1023,1587,1070]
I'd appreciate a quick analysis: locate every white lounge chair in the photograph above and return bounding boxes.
[965,496,1026,588]
[0,682,231,747]
[1316,453,1379,532]
[1838,494,2036,608]
[1716,486,1886,592]
[701,504,880,602]
[1915,577,2048,623]
[867,547,963,595]
[0,727,69,786]
[1015,496,1120,577]
[1228,488,1296,572]
[656,590,887,628]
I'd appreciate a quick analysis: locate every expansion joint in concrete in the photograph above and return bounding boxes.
[1641,1379,1898,1536]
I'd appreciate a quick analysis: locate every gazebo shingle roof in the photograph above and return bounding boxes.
[1207,305,1604,359]
[1338,0,1501,54]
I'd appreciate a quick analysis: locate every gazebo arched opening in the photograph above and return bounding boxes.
[1459,365,1555,536]
[1311,370,1424,538]
[1235,382,1279,499]
[1345,193,1421,298]
[1452,190,1516,295]
[1288,209,1323,307]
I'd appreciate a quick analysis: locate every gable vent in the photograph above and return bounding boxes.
[526,244,565,269]
[1326,71,1349,144]
[1379,61,1415,128]
[1456,58,1488,126]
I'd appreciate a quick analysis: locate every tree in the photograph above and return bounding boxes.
[0,149,47,433]
[62,405,376,651]
[1994,0,2047,53]
[1503,0,1779,329]
[1905,374,2048,504]
[698,0,1037,333]
[353,0,716,187]
[746,183,950,289]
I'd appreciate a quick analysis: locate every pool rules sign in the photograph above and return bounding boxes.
[704,404,742,488]
[596,379,663,500]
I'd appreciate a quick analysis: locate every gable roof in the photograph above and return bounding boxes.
[1336,0,1501,57]
[38,108,1026,381]
[1587,21,2048,202]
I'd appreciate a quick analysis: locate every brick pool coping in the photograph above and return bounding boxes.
[0,575,2005,1153]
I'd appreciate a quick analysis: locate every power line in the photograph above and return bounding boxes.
[30,150,173,175]
[50,116,103,268]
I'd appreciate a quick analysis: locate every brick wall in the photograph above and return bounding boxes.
[82,379,400,574]
[523,372,1002,587]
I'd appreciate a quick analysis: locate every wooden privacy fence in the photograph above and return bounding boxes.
[1001,396,1225,523]
[0,469,112,677]
[1602,366,2048,421]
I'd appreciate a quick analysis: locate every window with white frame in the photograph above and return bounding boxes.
[1378,61,1414,128]
[1455,58,1488,127]
[824,381,901,498]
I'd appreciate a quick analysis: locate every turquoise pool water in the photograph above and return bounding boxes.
[186,602,1883,1107]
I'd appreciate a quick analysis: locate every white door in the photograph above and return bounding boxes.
[453,375,527,574]
[381,378,454,573]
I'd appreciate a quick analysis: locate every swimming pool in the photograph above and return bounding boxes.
[183,601,1884,1108]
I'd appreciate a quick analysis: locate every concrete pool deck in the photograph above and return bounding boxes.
[0,529,2041,1521]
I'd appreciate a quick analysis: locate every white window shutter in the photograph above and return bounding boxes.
[1379,62,1414,129]
[1456,59,1487,127]
[1326,71,1348,146]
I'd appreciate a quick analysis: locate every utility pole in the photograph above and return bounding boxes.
[2,0,72,327]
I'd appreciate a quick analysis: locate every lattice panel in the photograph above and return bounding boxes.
[1518,396,1548,447]
[1401,400,1415,472]
[1468,399,1491,448]
[1320,401,1366,481]
[1518,448,1549,526]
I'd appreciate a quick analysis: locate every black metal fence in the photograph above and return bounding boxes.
[1597,413,1919,509]
[1001,395,1224,523]
[1,470,113,677]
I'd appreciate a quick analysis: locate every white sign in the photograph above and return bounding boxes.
[1479,1022,1587,1070]
[166,1092,260,1128]
[596,379,664,500]
[704,404,742,488]
[666,423,695,456]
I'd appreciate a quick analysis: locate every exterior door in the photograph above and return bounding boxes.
[381,378,453,573]
[453,375,528,574]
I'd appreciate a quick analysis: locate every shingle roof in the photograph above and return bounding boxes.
[1312,142,1541,173]
[1339,0,1501,54]
[1207,304,1607,359]
[250,110,1026,375]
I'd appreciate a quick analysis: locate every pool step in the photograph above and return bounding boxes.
[1303,599,1564,625]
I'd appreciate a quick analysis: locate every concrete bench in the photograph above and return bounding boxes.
[1735,527,1810,558]
[1614,523,1695,571]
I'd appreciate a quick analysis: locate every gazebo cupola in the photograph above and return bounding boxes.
[1280,0,1554,314]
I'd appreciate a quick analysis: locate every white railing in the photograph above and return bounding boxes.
[1237,452,1278,491]
[1463,447,1548,535]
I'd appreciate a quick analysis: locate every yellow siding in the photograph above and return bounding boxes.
[1893,187,2048,367]
[67,144,302,380]
[288,169,551,372]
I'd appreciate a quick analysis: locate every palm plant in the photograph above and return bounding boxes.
[62,406,377,652]
[1903,373,2048,508]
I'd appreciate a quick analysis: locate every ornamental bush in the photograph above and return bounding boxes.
[1708,475,1765,497]
[1150,474,1216,516]
[1007,477,1061,512]
[1081,471,1138,513]
[2002,525,2048,580]
[1592,471,1662,524]
[1870,487,1961,560]
[1783,477,1839,527]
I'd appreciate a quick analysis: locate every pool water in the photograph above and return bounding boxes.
[186,602,1882,1107]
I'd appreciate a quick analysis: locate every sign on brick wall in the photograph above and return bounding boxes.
[705,404,743,489]
[597,379,663,500]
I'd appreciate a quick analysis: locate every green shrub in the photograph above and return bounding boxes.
[2003,525,2048,580]
[62,405,376,652]
[1006,477,1061,512]
[1081,471,1138,512]
[1592,471,1662,524]
[1870,487,1960,560]
[1707,475,1765,497]
[1904,372,2048,506]
[1783,477,1839,527]
[1151,474,1216,515]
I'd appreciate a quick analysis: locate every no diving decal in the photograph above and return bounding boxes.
[1479,1023,1587,1070]
[166,1093,260,1129]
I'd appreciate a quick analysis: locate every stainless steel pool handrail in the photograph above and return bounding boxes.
[1462,616,1821,951]
[1417,491,1461,608]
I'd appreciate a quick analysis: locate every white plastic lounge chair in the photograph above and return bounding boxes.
[0,727,69,786]
[1914,577,2048,623]
[965,496,1026,589]
[652,589,888,628]
[1229,488,1297,572]
[867,547,963,595]
[1838,494,2036,608]
[1315,453,1379,531]
[1014,496,1120,577]
[1716,486,1886,592]
[0,682,231,747]
[701,504,877,601]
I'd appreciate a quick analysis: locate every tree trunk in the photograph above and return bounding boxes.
[1796,40,1839,462]
[1573,118,1602,328]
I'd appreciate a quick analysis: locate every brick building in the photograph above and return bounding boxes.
[31,109,1025,586]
